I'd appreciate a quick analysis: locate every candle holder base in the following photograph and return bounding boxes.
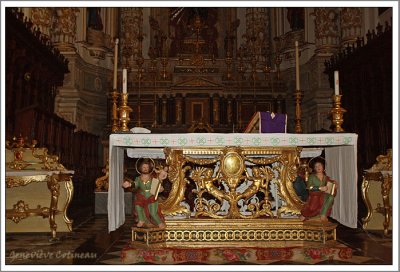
[119,93,133,132]
[331,95,346,133]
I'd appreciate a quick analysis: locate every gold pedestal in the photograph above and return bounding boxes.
[331,95,347,132]
[132,219,337,247]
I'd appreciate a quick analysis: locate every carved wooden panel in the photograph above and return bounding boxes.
[185,97,210,124]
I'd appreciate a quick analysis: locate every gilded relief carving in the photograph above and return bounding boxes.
[361,149,392,236]
[52,7,79,51]
[159,147,302,219]
[6,136,74,238]
[245,8,270,62]
[340,8,362,45]
[314,8,340,53]
[31,7,54,37]
[6,200,50,224]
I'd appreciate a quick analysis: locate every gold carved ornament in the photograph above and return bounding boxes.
[159,146,303,219]
[6,200,50,223]
[361,149,392,236]
[95,160,110,191]
[6,174,74,235]
[159,148,191,215]
[6,135,66,171]
[6,136,74,238]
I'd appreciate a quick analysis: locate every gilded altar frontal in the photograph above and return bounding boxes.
[3,4,394,268]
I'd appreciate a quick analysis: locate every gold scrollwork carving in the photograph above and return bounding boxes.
[47,175,61,240]
[6,175,50,188]
[160,146,303,220]
[6,200,50,223]
[160,148,191,215]
[95,160,109,191]
[361,149,392,236]
[6,135,67,171]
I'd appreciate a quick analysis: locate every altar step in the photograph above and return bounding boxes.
[121,241,351,264]
[131,218,337,246]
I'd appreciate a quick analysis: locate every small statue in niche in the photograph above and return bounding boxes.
[87,7,103,31]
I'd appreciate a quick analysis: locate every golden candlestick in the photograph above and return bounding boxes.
[293,89,304,134]
[118,93,132,132]
[331,95,347,132]
[110,90,120,132]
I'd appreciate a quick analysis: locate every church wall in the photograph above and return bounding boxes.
[142,8,151,59]
[16,6,391,136]
[236,8,246,50]
[23,7,121,169]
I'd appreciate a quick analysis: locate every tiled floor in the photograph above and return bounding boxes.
[4,214,392,265]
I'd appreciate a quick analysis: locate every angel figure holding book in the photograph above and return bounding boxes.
[299,157,338,223]
[122,158,168,228]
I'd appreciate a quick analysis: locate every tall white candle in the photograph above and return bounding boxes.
[122,68,127,94]
[113,38,119,90]
[334,71,339,95]
[295,41,300,90]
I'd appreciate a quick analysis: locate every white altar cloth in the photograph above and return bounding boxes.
[108,133,358,232]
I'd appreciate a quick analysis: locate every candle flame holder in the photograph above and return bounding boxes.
[331,95,347,132]
[118,93,132,132]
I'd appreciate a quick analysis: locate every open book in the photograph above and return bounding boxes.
[150,178,162,200]
[326,181,336,195]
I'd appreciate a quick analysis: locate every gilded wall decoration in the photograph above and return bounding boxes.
[53,7,80,51]
[121,8,143,67]
[340,8,362,46]
[314,8,340,54]
[244,8,270,63]
[31,7,54,38]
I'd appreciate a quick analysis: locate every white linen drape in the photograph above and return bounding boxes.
[107,146,125,232]
[325,145,358,228]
